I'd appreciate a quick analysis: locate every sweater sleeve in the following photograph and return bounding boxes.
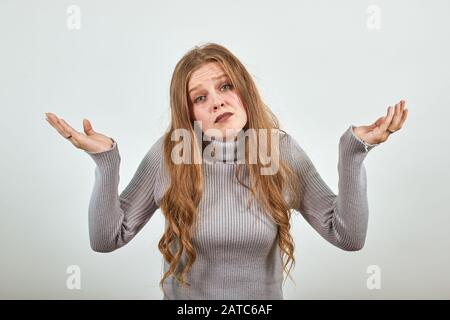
[84,136,164,252]
[287,125,378,251]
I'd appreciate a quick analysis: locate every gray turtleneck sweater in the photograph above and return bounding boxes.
[85,125,378,300]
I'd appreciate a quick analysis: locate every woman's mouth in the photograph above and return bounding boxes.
[215,112,234,123]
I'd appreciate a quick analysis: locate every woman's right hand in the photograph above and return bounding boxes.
[45,112,114,153]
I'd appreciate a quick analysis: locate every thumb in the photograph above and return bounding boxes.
[83,118,95,135]
[373,116,384,128]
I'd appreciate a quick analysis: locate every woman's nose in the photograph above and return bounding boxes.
[210,94,224,110]
[213,102,224,111]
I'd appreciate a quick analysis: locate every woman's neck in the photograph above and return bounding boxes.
[197,134,244,163]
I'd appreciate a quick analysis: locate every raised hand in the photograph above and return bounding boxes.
[352,100,408,145]
[45,112,114,153]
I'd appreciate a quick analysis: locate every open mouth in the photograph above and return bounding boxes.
[215,112,234,123]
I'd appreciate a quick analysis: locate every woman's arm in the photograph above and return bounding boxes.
[85,136,164,252]
[286,125,377,251]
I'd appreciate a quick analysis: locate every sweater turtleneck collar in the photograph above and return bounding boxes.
[197,134,245,164]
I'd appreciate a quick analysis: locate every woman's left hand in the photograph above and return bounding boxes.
[353,99,408,145]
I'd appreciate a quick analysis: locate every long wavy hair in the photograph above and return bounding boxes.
[158,43,301,295]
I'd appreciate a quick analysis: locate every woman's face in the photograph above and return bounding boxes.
[188,62,248,140]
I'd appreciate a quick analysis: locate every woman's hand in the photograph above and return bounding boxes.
[352,100,408,145]
[45,112,114,153]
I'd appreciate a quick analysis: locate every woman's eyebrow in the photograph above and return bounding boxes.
[189,74,229,94]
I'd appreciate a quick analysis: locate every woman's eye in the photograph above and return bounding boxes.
[194,96,204,103]
[221,83,233,91]
[193,83,233,104]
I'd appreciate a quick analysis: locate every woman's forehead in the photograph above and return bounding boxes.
[188,63,229,91]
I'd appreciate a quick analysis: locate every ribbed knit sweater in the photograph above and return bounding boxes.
[85,125,378,300]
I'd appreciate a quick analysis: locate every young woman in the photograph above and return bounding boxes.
[45,43,408,300]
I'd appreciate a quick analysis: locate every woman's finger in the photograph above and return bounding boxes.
[83,118,95,135]
[394,101,401,119]
[46,113,70,138]
[374,116,384,127]
[380,106,395,132]
[400,100,406,112]
[390,100,407,129]
[59,118,80,139]
[397,100,407,127]
[399,108,408,127]
[390,102,402,128]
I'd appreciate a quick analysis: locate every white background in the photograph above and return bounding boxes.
[1,0,449,299]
